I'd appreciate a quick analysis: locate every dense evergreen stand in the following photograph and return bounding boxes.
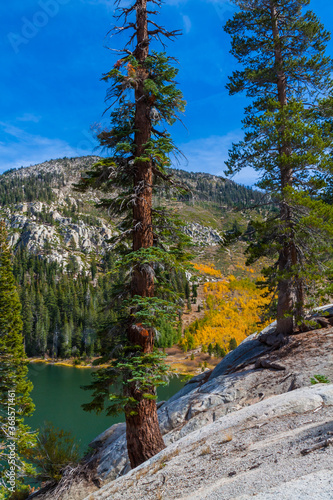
[225,0,333,334]
[0,221,36,498]
[76,0,190,467]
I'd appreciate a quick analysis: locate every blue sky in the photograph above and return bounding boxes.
[1,0,333,186]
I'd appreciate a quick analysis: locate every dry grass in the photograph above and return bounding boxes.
[218,432,233,445]
[156,488,164,500]
[164,345,219,375]
[152,461,167,473]
[188,437,208,454]
[163,447,180,461]
[200,445,212,456]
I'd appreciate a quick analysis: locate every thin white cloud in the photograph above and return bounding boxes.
[182,15,192,34]
[230,166,260,187]
[16,113,41,123]
[0,122,97,173]
[175,132,260,187]
[206,0,235,22]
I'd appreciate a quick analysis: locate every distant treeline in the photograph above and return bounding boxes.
[0,171,60,206]
[170,169,263,208]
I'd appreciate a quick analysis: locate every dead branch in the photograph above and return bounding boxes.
[301,437,333,456]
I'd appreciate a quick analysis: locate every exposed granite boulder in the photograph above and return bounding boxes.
[29,310,333,499]
[87,384,333,500]
[93,322,329,461]
[183,223,223,246]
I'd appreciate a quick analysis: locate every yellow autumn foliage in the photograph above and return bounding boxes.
[193,263,222,278]
[180,276,272,352]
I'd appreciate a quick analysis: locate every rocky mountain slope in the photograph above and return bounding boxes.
[89,384,333,500]
[30,307,333,500]
[1,157,110,270]
[0,156,262,271]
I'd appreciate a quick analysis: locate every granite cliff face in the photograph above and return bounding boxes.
[183,222,223,246]
[4,202,113,268]
[0,157,116,271]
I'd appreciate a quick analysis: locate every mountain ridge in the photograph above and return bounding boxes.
[0,155,262,270]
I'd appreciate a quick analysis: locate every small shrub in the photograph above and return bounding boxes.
[310,374,330,385]
[7,486,31,500]
[190,353,194,360]
[28,423,80,483]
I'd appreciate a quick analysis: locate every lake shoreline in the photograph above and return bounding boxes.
[28,358,108,369]
[28,346,220,376]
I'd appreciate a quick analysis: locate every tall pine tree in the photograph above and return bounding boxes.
[225,0,333,334]
[0,221,36,498]
[76,0,191,467]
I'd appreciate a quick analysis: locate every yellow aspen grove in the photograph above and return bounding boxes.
[181,274,272,352]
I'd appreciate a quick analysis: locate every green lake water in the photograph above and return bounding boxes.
[27,364,188,453]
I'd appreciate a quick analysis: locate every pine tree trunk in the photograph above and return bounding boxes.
[276,238,295,335]
[125,0,165,469]
[125,324,165,467]
[270,1,296,335]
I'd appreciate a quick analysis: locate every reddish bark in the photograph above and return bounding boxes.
[125,0,165,469]
[126,324,165,467]
[125,393,165,468]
